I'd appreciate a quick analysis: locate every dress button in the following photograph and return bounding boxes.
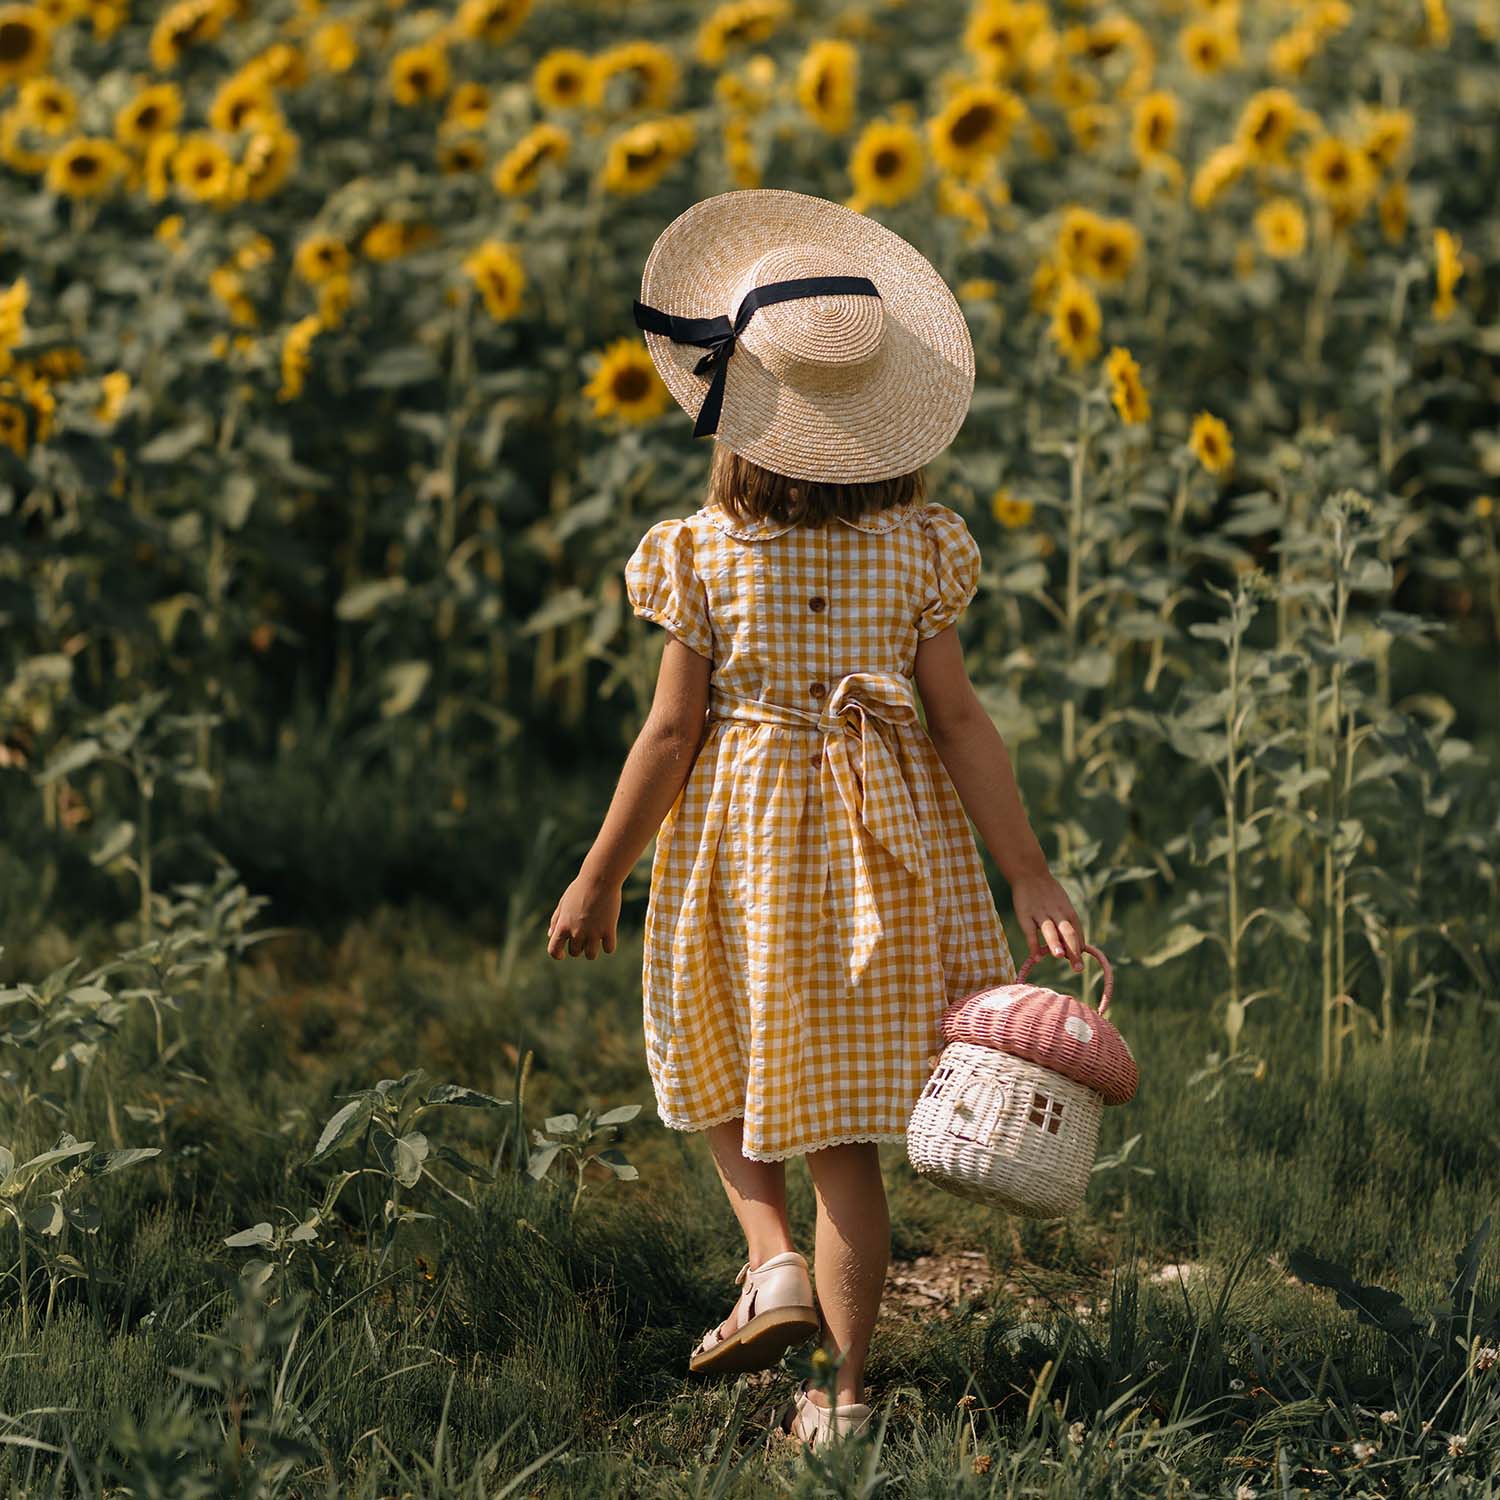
[809,752,821,768]
[809,681,827,698]
[808,596,826,612]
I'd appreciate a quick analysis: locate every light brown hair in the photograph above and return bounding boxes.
[706,444,927,530]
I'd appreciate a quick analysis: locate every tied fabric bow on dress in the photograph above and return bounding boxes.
[706,671,931,988]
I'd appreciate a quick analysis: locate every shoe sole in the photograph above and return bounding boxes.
[688,1305,820,1375]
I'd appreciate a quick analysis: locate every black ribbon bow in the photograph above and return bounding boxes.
[633,275,881,438]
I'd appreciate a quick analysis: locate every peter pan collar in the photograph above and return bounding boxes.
[702,498,920,541]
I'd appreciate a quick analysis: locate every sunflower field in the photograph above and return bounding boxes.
[1,0,1499,1493]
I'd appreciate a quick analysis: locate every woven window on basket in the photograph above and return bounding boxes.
[1027,1091,1064,1134]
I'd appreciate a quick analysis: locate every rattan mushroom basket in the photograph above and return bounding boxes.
[906,944,1137,1217]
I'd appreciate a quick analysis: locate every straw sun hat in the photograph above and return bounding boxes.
[632,188,975,485]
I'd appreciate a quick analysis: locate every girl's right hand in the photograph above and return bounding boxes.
[1009,868,1084,972]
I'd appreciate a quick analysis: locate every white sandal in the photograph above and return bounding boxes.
[783,1380,873,1448]
[688,1250,820,1376]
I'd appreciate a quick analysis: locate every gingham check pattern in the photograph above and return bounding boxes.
[623,497,1019,1162]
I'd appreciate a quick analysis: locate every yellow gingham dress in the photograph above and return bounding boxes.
[623,495,1019,1162]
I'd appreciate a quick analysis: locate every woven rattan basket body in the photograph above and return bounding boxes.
[905,944,1136,1217]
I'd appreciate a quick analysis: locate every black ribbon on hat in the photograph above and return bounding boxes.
[633,275,881,438]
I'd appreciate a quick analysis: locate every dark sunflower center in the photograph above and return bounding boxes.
[0,20,37,60]
[1252,111,1280,145]
[194,158,216,179]
[69,153,100,177]
[872,146,903,177]
[814,69,832,108]
[409,66,432,90]
[1066,308,1086,338]
[612,367,650,402]
[625,143,664,172]
[137,103,161,129]
[1326,156,1348,182]
[948,103,995,147]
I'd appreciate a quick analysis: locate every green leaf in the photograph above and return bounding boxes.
[1139,923,1210,967]
[35,739,101,785]
[24,1201,64,1236]
[89,821,136,867]
[356,347,443,389]
[138,418,213,464]
[526,1142,563,1181]
[308,1097,373,1162]
[220,474,256,530]
[431,1144,493,1181]
[423,1082,510,1109]
[543,1113,579,1135]
[593,1104,642,1127]
[225,1222,276,1248]
[392,1132,429,1187]
[336,578,408,621]
[379,660,431,718]
[594,1148,638,1181]
[85,1147,160,1175]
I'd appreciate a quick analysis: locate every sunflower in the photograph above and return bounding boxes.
[695,0,789,67]
[1088,219,1139,284]
[141,132,179,200]
[989,486,1034,527]
[1066,104,1114,153]
[317,273,350,330]
[0,278,30,350]
[436,136,484,174]
[935,175,988,241]
[310,19,358,72]
[96,369,130,425]
[233,123,298,202]
[0,399,27,457]
[1071,14,1154,97]
[1300,135,1375,218]
[1131,90,1177,163]
[492,122,569,195]
[1432,227,1462,320]
[957,277,999,302]
[588,41,678,113]
[1104,346,1149,425]
[248,42,308,91]
[1189,141,1246,211]
[390,42,449,107]
[277,313,320,402]
[584,338,670,424]
[723,115,758,187]
[848,117,924,207]
[1049,275,1101,367]
[601,115,694,196]
[17,75,73,134]
[115,83,183,148]
[361,220,423,261]
[1378,179,1407,243]
[173,133,234,202]
[534,48,589,110]
[928,82,1023,179]
[452,0,531,46]
[44,136,124,197]
[208,72,280,134]
[1254,196,1306,258]
[464,240,525,322]
[1189,411,1233,474]
[964,1,1049,80]
[1054,205,1102,272]
[1179,20,1239,75]
[796,39,857,134]
[293,232,351,285]
[1235,88,1299,165]
[1360,108,1413,173]
[1029,255,1061,312]
[1423,0,1450,45]
[149,0,228,72]
[1048,61,1097,108]
[443,82,490,134]
[0,5,51,86]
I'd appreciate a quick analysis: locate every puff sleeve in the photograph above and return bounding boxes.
[914,502,982,640]
[624,517,714,660]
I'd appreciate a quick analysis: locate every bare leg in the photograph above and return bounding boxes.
[705,1117,796,1340]
[803,1141,889,1408]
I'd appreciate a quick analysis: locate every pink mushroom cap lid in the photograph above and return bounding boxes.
[940,944,1138,1106]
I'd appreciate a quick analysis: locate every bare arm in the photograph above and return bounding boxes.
[914,624,1084,968]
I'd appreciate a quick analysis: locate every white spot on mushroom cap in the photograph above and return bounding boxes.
[1062,1015,1094,1044]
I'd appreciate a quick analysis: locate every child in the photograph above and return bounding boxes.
[547,189,1085,1449]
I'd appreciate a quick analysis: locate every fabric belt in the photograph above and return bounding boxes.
[705,671,930,987]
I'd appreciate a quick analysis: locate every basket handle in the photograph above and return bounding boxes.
[1016,941,1114,1015]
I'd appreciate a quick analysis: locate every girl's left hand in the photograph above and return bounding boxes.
[1010,867,1085,972]
[546,874,621,960]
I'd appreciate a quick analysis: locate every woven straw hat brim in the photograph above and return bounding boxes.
[638,189,975,484]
